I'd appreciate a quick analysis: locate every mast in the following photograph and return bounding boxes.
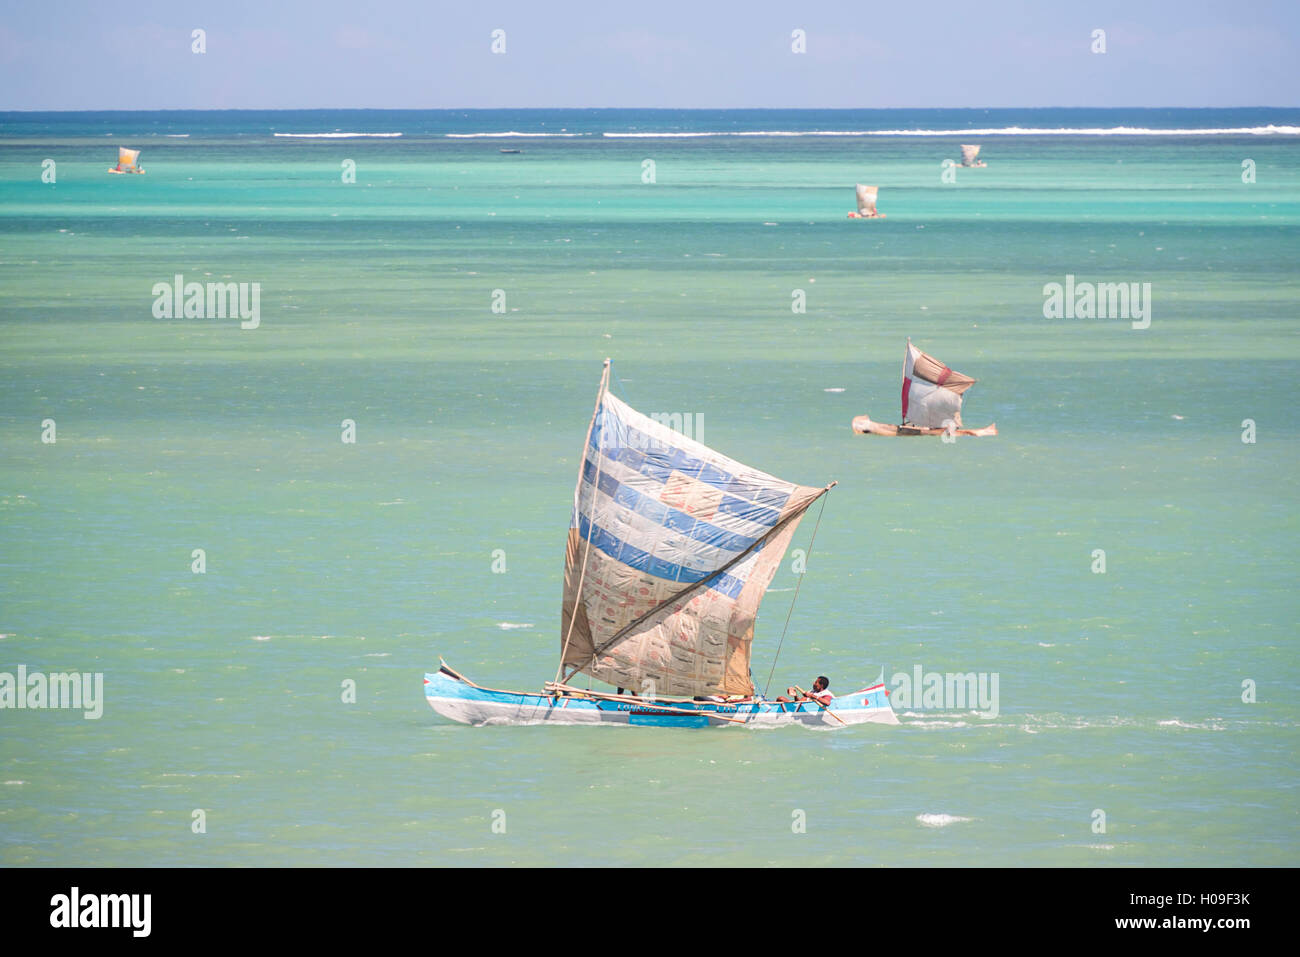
[554,359,611,684]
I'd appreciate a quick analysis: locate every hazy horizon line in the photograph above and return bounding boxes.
[4,105,1298,115]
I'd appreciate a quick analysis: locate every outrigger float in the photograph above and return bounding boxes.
[852,339,997,437]
[426,360,897,729]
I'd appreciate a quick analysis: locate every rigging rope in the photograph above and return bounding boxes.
[763,489,831,699]
[610,363,633,407]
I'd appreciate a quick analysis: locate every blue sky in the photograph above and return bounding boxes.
[2,0,1297,110]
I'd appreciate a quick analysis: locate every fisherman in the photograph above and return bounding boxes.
[776,676,831,705]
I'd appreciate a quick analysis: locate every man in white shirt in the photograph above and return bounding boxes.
[776,676,831,706]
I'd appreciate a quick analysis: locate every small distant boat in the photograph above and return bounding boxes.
[847,184,885,219]
[499,148,523,154]
[959,144,987,168]
[426,360,898,728]
[107,147,145,175]
[852,340,997,437]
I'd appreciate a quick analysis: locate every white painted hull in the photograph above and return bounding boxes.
[425,666,899,729]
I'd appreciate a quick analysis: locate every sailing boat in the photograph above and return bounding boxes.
[425,360,897,728]
[852,340,997,437]
[107,147,145,175]
[847,184,885,219]
[959,144,986,168]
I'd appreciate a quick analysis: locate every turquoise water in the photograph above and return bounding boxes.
[1,110,1297,866]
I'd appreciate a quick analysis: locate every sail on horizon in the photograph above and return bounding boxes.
[855,184,878,216]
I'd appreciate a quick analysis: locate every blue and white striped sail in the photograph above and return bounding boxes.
[560,388,825,697]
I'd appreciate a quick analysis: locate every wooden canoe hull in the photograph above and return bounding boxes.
[852,414,997,437]
[424,665,898,728]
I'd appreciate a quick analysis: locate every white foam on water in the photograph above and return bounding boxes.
[602,125,1300,138]
[497,622,534,630]
[1158,718,1226,730]
[273,132,403,138]
[916,813,972,827]
[445,131,581,138]
[899,714,971,728]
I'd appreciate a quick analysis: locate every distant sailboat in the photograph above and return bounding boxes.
[848,184,885,219]
[960,144,987,168]
[107,147,145,175]
[852,340,997,437]
[426,360,897,727]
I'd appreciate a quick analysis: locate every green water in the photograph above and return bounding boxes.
[1,114,1297,865]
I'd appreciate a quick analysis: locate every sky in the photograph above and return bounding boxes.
[1,0,1297,110]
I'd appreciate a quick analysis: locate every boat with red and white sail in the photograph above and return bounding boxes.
[852,340,997,437]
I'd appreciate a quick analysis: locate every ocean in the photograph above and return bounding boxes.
[1,108,1297,866]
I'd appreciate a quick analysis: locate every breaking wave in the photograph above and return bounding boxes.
[602,125,1300,138]
[273,132,403,138]
[445,131,581,138]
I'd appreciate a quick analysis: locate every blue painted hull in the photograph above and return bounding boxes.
[423,666,898,728]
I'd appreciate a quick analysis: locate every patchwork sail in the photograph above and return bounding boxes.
[560,386,825,697]
[852,340,996,437]
[855,184,879,216]
[109,147,144,174]
[901,339,976,428]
